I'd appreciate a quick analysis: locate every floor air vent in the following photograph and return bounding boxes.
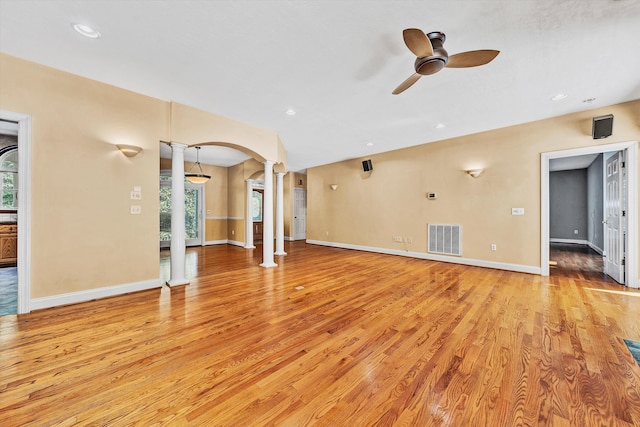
[428,224,462,256]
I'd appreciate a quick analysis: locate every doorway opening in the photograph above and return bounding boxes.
[293,188,306,241]
[252,188,264,243]
[541,141,638,288]
[0,111,31,315]
[159,171,205,248]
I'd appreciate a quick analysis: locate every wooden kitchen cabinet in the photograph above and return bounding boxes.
[0,223,17,266]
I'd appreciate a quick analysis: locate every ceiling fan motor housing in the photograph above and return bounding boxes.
[415,31,449,75]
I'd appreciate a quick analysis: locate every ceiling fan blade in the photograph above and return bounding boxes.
[392,73,422,95]
[402,28,434,57]
[446,50,500,68]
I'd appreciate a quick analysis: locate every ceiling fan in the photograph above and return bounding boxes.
[392,29,499,95]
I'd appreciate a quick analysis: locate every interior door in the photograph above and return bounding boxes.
[160,175,204,248]
[604,151,625,284]
[293,188,306,240]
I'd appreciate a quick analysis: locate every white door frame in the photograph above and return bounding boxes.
[541,140,638,288]
[0,109,32,313]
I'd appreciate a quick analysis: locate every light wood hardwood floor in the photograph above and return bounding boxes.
[2,242,640,426]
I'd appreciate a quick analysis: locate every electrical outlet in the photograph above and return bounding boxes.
[393,236,403,242]
[491,244,497,251]
[574,229,579,235]
[231,230,235,235]
[130,205,141,215]
[130,191,142,200]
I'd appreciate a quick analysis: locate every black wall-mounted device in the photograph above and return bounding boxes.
[592,114,614,139]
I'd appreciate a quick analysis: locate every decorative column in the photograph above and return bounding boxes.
[244,179,255,249]
[275,172,287,256]
[260,161,277,268]
[168,143,189,286]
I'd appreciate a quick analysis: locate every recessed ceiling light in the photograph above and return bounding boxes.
[435,123,446,129]
[551,93,568,101]
[365,142,374,147]
[285,108,296,116]
[72,23,101,39]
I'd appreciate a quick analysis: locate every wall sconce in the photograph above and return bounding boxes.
[116,144,143,157]
[330,184,338,191]
[466,169,484,178]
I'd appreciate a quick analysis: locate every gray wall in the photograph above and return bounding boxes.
[550,169,588,240]
[587,154,604,251]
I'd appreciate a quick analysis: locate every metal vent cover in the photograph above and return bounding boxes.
[428,224,462,256]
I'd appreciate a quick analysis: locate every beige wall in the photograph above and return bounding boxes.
[170,102,286,169]
[0,54,166,298]
[0,53,286,301]
[227,163,246,242]
[308,100,640,273]
[205,219,228,241]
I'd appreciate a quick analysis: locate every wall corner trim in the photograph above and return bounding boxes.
[30,279,162,311]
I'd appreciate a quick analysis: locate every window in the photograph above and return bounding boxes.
[0,147,18,210]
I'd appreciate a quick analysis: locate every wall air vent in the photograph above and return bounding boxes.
[428,224,462,256]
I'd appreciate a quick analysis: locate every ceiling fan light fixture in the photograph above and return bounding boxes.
[393,29,499,94]
[185,146,211,184]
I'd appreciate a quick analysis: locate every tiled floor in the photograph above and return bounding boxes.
[0,266,18,315]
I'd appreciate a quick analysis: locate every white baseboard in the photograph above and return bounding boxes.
[203,239,248,247]
[587,242,604,255]
[306,240,541,275]
[30,279,162,311]
[550,238,589,245]
[204,239,228,246]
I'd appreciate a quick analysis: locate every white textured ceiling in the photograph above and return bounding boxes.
[1,0,639,171]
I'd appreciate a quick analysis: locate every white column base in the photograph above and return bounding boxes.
[166,278,190,287]
[259,261,278,268]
